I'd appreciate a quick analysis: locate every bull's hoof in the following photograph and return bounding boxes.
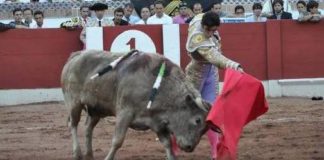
[83,154,94,160]
[73,155,82,160]
[166,157,177,160]
[73,151,82,160]
[165,155,177,160]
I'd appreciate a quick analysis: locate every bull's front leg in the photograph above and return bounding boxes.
[157,131,177,160]
[104,110,133,160]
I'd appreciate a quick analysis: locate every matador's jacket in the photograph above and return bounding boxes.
[185,13,240,97]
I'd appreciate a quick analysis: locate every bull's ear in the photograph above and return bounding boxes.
[185,95,194,105]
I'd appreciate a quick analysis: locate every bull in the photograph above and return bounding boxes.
[61,50,211,160]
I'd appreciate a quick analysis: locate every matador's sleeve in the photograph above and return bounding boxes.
[186,33,240,70]
[80,19,91,44]
[80,28,86,44]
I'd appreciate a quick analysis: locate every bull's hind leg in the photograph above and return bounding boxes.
[84,115,100,160]
[68,102,83,160]
[104,110,133,160]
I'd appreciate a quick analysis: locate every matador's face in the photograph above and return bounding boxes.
[202,25,218,38]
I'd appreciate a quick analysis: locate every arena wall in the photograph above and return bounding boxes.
[1,20,323,105]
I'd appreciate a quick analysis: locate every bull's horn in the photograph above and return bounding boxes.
[194,97,208,112]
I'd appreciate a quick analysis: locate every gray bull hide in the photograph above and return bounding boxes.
[61,50,211,160]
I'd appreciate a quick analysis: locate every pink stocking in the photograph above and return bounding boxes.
[207,129,220,159]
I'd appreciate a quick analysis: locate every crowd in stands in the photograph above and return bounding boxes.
[0,0,84,3]
[0,7,46,30]
[1,0,323,31]
[296,0,322,22]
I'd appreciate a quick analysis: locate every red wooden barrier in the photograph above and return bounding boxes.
[217,22,268,80]
[0,20,323,89]
[280,20,324,79]
[0,29,83,89]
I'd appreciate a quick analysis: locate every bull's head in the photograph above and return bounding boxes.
[163,95,211,152]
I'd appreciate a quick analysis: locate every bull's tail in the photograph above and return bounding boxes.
[66,107,89,127]
[67,51,82,62]
[84,105,89,125]
[84,115,89,125]
[67,115,71,128]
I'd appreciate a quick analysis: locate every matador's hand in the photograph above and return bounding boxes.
[236,65,244,73]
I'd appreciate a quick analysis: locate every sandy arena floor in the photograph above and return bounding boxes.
[0,98,323,160]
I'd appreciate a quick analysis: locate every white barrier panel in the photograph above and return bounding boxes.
[0,88,64,106]
[278,78,324,97]
[86,27,103,50]
[162,24,181,66]
[1,78,324,106]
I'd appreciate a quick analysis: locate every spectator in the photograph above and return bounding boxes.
[136,6,150,25]
[123,3,140,24]
[31,10,47,28]
[149,3,155,16]
[0,22,27,31]
[210,2,226,17]
[305,0,321,22]
[185,2,203,23]
[297,0,307,14]
[268,0,292,20]
[147,0,172,25]
[0,22,14,31]
[246,3,267,22]
[77,5,90,27]
[262,0,292,17]
[296,0,309,22]
[192,2,203,15]
[173,1,189,24]
[29,0,48,2]
[2,0,18,3]
[80,3,114,45]
[113,7,129,26]
[234,5,245,18]
[18,0,47,2]
[9,8,28,27]
[19,0,33,2]
[23,8,36,27]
